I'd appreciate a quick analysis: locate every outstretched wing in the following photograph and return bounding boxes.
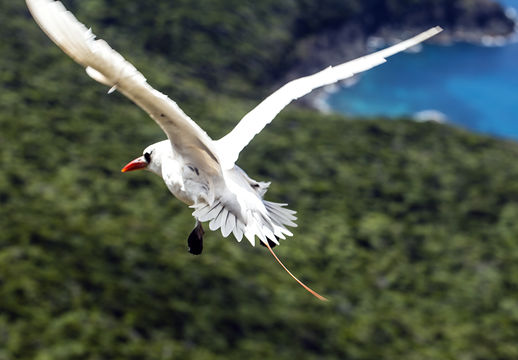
[26,0,221,174]
[215,26,443,169]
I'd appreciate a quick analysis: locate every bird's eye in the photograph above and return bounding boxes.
[144,152,151,163]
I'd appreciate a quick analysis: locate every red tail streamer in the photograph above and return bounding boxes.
[264,241,328,301]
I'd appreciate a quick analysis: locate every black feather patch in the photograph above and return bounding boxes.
[259,237,279,249]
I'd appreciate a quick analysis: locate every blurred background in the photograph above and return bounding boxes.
[1,0,518,359]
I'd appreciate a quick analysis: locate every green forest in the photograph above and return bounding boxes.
[2,0,518,359]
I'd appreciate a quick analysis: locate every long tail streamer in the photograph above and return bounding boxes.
[264,241,328,301]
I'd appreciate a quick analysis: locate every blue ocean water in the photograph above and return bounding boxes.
[326,3,518,139]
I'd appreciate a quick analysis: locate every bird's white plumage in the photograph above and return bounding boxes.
[215,26,442,169]
[26,0,441,247]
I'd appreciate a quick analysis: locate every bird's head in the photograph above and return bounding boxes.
[121,140,169,176]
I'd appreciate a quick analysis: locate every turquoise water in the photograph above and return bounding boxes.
[326,3,518,139]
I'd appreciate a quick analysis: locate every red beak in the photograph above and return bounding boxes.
[121,156,148,172]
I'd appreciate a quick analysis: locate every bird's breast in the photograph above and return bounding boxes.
[162,160,213,206]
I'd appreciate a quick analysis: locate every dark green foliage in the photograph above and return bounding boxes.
[2,0,518,359]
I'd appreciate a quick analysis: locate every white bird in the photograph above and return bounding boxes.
[26,0,442,301]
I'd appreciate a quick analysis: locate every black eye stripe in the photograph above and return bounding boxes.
[144,152,151,163]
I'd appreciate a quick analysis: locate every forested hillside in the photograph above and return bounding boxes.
[2,0,518,359]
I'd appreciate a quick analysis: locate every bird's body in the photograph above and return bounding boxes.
[26,0,442,300]
[133,140,296,247]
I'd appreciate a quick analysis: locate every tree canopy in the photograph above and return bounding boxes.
[1,0,518,359]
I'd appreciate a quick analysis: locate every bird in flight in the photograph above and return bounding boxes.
[26,0,442,301]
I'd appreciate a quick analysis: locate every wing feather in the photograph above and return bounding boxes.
[197,203,223,223]
[232,223,244,242]
[215,26,443,169]
[209,207,226,231]
[222,213,236,238]
[217,208,229,231]
[26,0,221,174]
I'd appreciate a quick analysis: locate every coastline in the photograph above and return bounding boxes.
[286,0,517,113]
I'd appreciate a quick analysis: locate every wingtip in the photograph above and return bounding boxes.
[432,26,444,34]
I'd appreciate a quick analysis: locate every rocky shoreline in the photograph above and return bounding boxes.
[285,0,516,111]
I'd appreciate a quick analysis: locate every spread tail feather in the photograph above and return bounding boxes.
[191,200,297,246]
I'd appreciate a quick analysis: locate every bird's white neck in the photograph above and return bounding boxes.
[146,140,173,177]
